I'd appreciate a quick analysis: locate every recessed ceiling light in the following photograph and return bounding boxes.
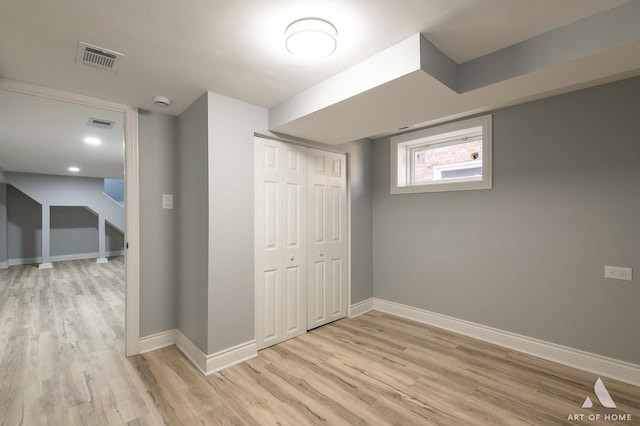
[68,166,80,172]
[285,18,337,59]
[84,137,102,145]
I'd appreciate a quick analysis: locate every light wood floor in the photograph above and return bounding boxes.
[134,314,640,425]
[0,257,165,425]
[2,260,639,425]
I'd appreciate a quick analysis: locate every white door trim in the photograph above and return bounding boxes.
[0,78,141,356]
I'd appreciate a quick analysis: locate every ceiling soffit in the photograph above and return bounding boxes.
[269,1,640,144]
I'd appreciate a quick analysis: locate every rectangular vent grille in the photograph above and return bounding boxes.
[76,41,123,72]
[87,117,116,129]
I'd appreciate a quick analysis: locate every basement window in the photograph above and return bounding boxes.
[390,115,492,194]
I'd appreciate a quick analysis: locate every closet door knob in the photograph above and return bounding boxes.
[289,255,295,261]
[319,250,324,257]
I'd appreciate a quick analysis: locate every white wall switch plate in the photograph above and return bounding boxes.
[604,265,632,281]
[162,193,173,209]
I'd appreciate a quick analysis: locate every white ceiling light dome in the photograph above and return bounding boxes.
[285,18,338,59]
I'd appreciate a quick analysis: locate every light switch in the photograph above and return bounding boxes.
[162,194,173,209]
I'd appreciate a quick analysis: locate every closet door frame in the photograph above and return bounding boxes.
[254,135,352,351]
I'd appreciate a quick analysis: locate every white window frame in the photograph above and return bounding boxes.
[433,159,482,181]
[390,115,492,194]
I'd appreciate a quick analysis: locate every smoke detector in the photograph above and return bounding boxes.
[152,96,171,108]
[76,41,124,72]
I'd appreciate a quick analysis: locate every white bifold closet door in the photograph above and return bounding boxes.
[255,138,347,350]
[255,138,308,350]
[306,148,348,330]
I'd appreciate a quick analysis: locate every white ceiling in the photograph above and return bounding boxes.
[0,0,638,173]
[0,0,628,112]
[0,90,124,178]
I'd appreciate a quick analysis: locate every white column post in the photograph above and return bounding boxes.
[38,203,52,269]
[97,214,108,263]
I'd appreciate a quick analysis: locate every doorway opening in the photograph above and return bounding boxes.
[0,78,140,356]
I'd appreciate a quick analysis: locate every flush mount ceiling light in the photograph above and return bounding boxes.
[285,18,337,59]
[68,166,80,172]
[84,136,102,145]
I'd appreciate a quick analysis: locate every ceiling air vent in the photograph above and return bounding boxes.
[87,117,116,129]
[76,41,123,72]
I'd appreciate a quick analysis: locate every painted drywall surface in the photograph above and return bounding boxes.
[6,185,124,260]
[0,184,8,265]
[338,139,374,304]
[206,92,268,354]
[177,93,209,353]
[6,173,124,262]
[139,111,178,337]
[7,172,124,232]
[50,206,98,256]
[105,222,124,252]
[7,185,41,259]
[459,1,640,92]
[104,179,124,203]
[372,76,640,364]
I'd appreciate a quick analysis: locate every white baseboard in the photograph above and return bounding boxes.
[0,261,7,269]
[348,297,374,318]
[9,257,38,266]
[96,257,109,264]
[38,262,53,269]
[373,298,640,387]
[139,329,178,354]
[173,331,257,376]
[205,340,258,375]
[8,250,125,266]
[175,331,208,374]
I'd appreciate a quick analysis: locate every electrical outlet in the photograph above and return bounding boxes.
[604,266,632,281]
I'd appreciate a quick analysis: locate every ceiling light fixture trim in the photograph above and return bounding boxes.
[285,18,338,59]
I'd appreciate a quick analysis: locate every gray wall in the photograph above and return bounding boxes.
[106,222,124,252]
[8,172,124,232]
[372,76,640,364]
[50,206,98,256]
[177,93,210,352]
[7,185,41,259]
[206,92,268,354]
[139,111,178,336]
[104,179,125,203]
[5,176,125,261]
[338,140,374,304]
